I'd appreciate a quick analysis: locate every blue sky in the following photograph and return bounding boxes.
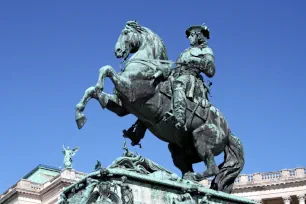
[0,0,305,193]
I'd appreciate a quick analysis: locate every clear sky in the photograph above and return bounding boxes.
[0,0,305,193]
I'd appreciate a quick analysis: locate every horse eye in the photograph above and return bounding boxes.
[123,30,129,35]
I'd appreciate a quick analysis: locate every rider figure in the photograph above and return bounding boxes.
[123,24,216,145]
[170,24,215,129]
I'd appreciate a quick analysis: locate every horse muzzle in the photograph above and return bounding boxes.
[115,49,130,61]
[115,48,124,58]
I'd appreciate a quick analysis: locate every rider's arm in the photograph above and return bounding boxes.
[189,54,215,78]
[200,54,215,78]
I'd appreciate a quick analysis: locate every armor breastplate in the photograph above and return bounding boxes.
[175,47,214,77]
[179,47,214,63]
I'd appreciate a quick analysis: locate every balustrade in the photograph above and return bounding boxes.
[262,171,281,180]
[209,167,306,186]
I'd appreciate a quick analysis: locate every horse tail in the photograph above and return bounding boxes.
[210,132,245,193]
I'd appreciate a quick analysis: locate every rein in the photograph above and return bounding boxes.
[120,58,188,72]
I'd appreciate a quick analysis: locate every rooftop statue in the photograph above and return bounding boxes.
[75,21,244,193]
[63,145,79,169]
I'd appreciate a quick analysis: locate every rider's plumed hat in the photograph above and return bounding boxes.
[186,24,210,39]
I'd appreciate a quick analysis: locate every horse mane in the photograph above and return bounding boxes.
[125,21,168,61]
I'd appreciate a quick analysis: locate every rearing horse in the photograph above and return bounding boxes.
[75,21,244,194]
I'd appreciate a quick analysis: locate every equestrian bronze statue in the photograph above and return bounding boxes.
[75,21,244,194]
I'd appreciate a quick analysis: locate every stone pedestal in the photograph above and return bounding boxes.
[58,153,256,204]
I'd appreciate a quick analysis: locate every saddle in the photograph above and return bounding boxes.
[158,78,210,122]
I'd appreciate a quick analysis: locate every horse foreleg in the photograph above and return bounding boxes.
[97,92,129,117]
[95,65,131,96]
[75,87,128,129]
[75,86,97,129]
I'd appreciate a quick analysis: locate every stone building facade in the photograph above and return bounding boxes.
[0,165,86,204]
[201,168,306,204]
[1,165,305,204]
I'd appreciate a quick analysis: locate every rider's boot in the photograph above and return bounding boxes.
[172,87,186,130]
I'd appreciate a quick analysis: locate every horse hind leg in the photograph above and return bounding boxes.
[192,124,220,179]
[168,143,194,178]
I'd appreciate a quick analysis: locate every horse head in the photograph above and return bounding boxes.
[115,21,168,62]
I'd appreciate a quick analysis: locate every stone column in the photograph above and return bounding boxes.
[281,169,290,178]
[296,168,305,178]
[239,174,248,184]
[282,195,292,204]
[253,173,262,182]
[297,194,305,204]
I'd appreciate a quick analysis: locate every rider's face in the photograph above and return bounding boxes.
[188,32,198,46]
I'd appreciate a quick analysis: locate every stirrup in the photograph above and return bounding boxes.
[163,111,173,121]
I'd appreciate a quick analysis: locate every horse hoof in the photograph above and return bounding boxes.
[183,172,197,181]
[195,173,204,181]
[76,112,87,129]
[202,168,219,179]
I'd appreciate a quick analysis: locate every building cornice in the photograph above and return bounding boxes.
[0,186,41,204]
[23,164,60,179]
[0,169,85,204]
